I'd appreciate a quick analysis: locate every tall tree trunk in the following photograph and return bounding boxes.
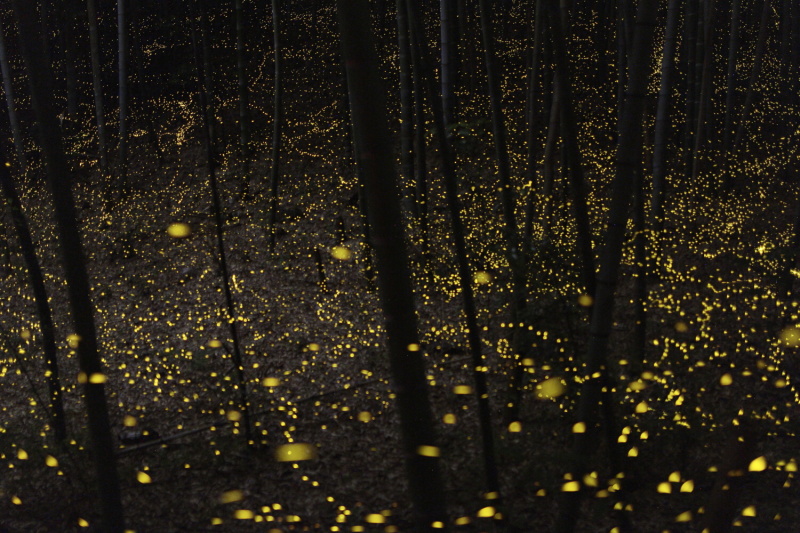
[337,1,449,529]
[651,0,680,233]
[234,0,249,158]
[86,0,108,174]
[691,0,716,181]
[117,0,129,190]
[190,1,252,445]
[267,0,283,253]
[554,2,659,532]
[440,0,455,127]
[546,1,596,298]
[409,22,429,261]
[722,0,741,154]
[396,0,416,219]
[0,21,27,172]
[11,0,125,530]
[733,0,771,150]
[0,146,66,444]
[406,0,504,519]
[683,0,698,174]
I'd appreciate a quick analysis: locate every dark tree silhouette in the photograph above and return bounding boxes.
[555,1,659,531]
[11,0,125,530]
[0,20,27,172]
[86,0,109,174]
[0,145,66,444]
[338,1,449,529]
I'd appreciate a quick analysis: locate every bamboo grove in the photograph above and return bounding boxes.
[0,0,799,532]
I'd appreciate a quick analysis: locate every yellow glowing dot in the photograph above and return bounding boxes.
[167,222,192,238]
[407,343,420,351]
[561,481,580,492]
[123,415,137,427]
[137,471,152,484]
[89,373,107,384]
[261,377,280,387]
[741,505,756,517]
[748,456,768,472]
[675,321,689,333]
[675,511,693,522]
[657,482,671,493]
[78,518,89,527]
[786,459,797,472]
[211,518,222,525]
[582,473,598,487]
[67,334,81,348]
[432,521,444,529]
[453,385,472,394]
[455,516,471,525]
[779,326,800,346]
[365,514,385,524]
[680,480,694,492]
[635,401,649,413]
[536,377,566,399]
[668,471,681,482]
[357,411,372,422]
[77,372,87,384]
[572,422,586,433]
[628,447,639,457]
[331,246,351,260]
[476,506,495,517]
[208,339,222,348]
[17,449,27,460]
[774,378,787,388]
[578,294,593,307]
[308,343,320,351]
[20,328,31,340]
[45,455,58,467]
[275,443,317,462]
[443,413,456,424]
[234,509,254,519]
[417,445,440,457]
[474,271,492,284]
[226,410,242,422]
[219,490,243,504]
[508,421,522,432]
[720,373,733,386]
[627,380,647,392]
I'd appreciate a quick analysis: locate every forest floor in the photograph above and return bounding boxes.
[2,5,800,533]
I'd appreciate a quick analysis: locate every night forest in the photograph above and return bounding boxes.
[0,0,799,531]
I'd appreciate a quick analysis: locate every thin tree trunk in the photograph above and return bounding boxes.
[190,3,252,445]
[683,0,698,173]
[554,2,658,532]
[546,1,596,298]
[337,2,449,528]
[440,0,455,127]
[86,0,108,174]
[651,0,680,232]
[267,0,283,253]
[234,0,249,158]
[397,0,416,219]
[0,21,27,172]
[722,0,740,154]
[0,146,66,444]
[733,0,771,150]
[409,5,429,262]
[11,0,125,530]
[117,0,129,190]
[691,0,716,181]
[405,0,504,519]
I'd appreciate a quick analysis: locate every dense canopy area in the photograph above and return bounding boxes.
[0,0,799,532]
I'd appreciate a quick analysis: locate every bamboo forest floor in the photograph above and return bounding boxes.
[2,7,800,533]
